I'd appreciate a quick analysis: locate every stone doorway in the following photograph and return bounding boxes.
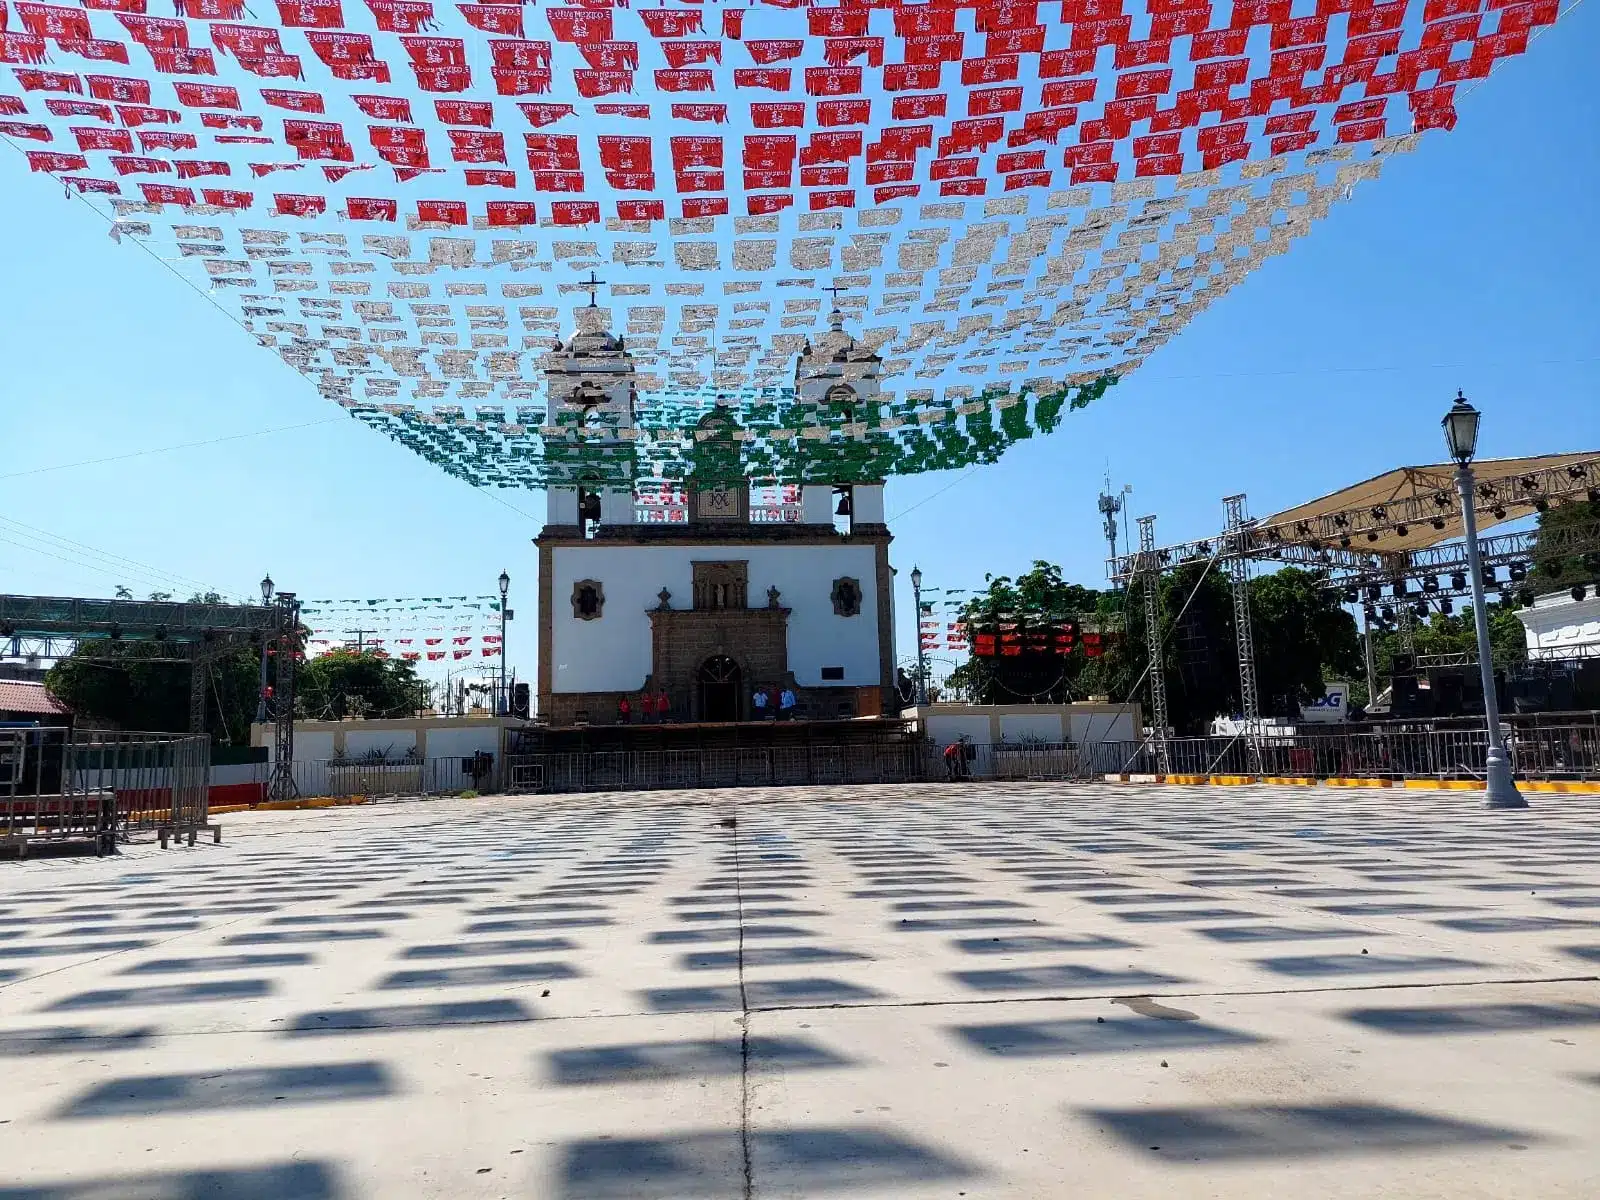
[697,655,743,723]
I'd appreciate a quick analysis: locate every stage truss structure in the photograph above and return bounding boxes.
[0,592,302,790]
[1108,452,1600,768]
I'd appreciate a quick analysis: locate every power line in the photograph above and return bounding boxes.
[0,418,343,482]
[0,514,231,599]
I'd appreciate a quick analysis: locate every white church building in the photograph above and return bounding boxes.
[533,306,897,725]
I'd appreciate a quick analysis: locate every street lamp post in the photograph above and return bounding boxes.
[498,569,511,716]
[910,565,929,706]
[1441,391,1527,810]
[255,572,273,724]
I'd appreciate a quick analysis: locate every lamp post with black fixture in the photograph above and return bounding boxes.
[255,573,273,724]
[910,565,929,706]
[1441,391,1527,810]
[498,569,512,716]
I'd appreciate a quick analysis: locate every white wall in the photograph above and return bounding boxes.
[550,543,883,692]
[923,714,993,746]
[424,725,501,760]
[801,485,833,525]
[548,487,578,524]
[286,731,336,763]
[1067,709,1136,744]
[1518,592,1600,660]
[852,485,885,524]
[343,728,417,760]
[1000,712,1064,742]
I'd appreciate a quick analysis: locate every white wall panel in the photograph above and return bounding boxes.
[550,543,883,693]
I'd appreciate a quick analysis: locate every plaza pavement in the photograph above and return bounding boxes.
[0,782,1597,1199]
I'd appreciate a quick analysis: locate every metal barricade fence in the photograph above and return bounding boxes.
[237,722,1600,806]
[62,730,211,847]
[0,727,114,856]
[503,741,943,794]
[1101,723,1599,782]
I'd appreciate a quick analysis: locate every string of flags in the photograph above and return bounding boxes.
[296,592,500,663]
[2,0,1561,486]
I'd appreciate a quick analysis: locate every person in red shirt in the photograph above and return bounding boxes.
[654,690,670,723]
[617,696,632,725]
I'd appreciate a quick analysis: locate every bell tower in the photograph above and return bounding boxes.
[542,277,637,537]
[793,301,888,532]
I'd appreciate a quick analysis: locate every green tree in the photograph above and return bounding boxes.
[944,559,1360,734]
[295,649,432,720]
[1249,568,1364,716]
[1529,496,1600,590]
[47,643,261,744]
[1364,600,1528,689]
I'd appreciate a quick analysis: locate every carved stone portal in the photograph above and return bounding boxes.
[692,561,748,611]
[831,576,863,618]
[571,579,605,620]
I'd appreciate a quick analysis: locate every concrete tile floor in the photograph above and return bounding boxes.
[0,783,1596,1198]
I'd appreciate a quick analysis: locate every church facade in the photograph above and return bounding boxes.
[533,307,897,725]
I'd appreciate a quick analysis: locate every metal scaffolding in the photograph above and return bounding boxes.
[1222,494,1263,775]
[1136,515,1171,776]
[0,594,282,735]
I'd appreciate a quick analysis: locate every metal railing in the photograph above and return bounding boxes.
[2,728,211,855]
[1108,722,1600,782]
[67,730,213,846]
[227,721,1600,806]
[505,742,938,794]
[264,756,489,799]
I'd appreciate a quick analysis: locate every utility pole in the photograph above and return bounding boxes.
[343,628,378,654]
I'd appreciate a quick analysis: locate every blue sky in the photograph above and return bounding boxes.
[1,3,1595,688]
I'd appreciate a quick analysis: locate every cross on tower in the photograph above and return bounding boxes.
[579,270,605,307]
[821,284,848,304]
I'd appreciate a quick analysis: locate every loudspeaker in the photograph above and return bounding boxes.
[1391,653,1415,677]
[511,682,531,719]
[1391,675,1426,717]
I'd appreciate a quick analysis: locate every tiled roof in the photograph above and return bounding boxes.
[0,681,71,717]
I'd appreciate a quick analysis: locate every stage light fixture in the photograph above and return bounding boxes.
[1485,565,1498,583]
[1573,585,1589,603]
[1393,579,1408,597]
[1568,465,1586,479]
[1520,475,1537,490]
[1295,522,1311,536]
[1380,605,1395,622]
[1451,571,1467,590]
[1435,494,1452,508]
[1440,597,1454,614]
[1339,536,1352,548]
[1423,576,1439,593]
[1395,524,1409,536]
[1363,604,1377,620]
[1366,531,1379,542]
[1534,499,1548,513]
[1492,506,1507,519]
[1413,601,1428,618]
[1366,584,1382,602]
[1588,488,1600,503]
[1334,514,1349,527]
[1430,517,1446,531]
[1508,562,1527,581]
[1500,590,1514,607]
[1344,588,1360,603]
[1197,541,1212,554]
[1370,505,1387,519]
